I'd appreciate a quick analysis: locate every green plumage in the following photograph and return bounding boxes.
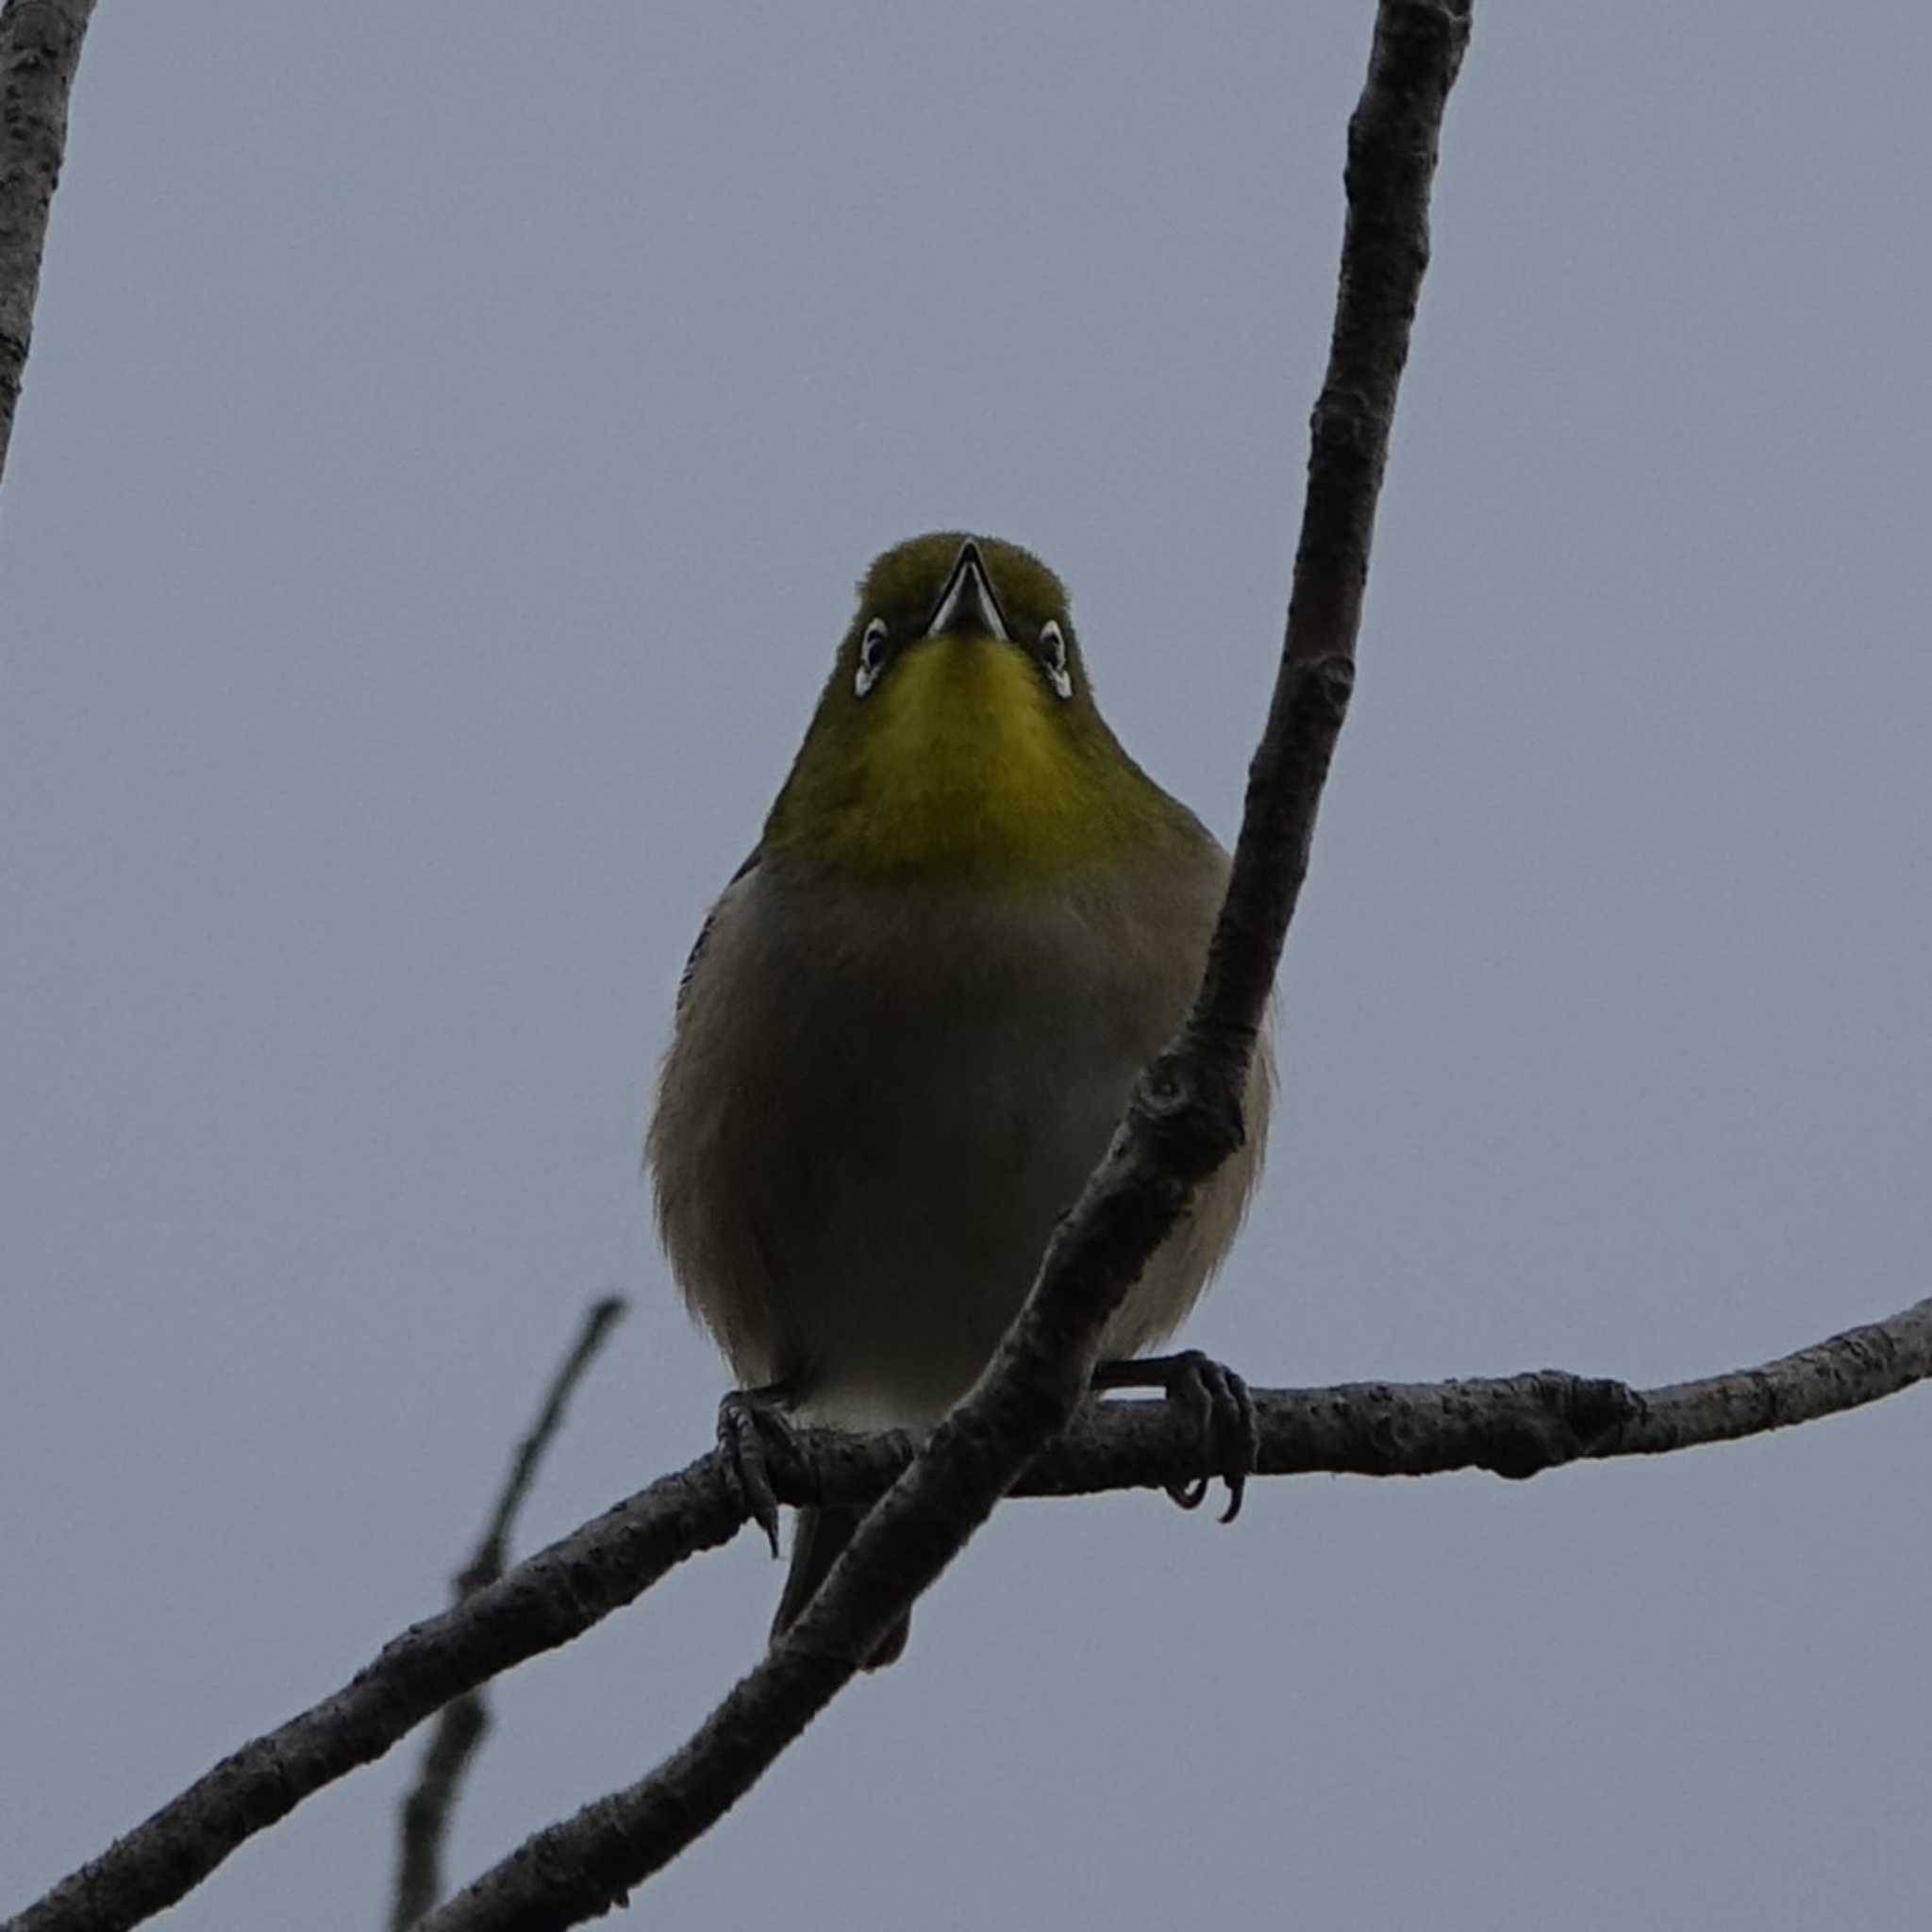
[648,535,1271,1663]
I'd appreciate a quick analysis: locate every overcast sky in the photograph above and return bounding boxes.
[5,5,1928,1928]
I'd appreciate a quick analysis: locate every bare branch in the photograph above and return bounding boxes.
[21,5,1921,1928]
[409,7,1474,1926]
[5,1459,744,1932]
[9,1291,1926,1932]
[389,1297,627,1931]
[11,6,1472,1928]
[389,1706,488,1932]
[0,0,96,493]
[1049,1293,1932,1490]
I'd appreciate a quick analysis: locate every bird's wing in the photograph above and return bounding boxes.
[675,848,761,1012]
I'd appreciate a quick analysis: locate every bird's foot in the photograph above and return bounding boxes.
[716,1382,800,1558]
[1092,1351,1257,1524]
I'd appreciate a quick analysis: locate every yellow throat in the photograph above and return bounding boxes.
[769,633,1143,883]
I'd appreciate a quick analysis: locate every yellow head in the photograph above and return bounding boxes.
[764,534,1191,884]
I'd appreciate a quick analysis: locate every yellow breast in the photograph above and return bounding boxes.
[778,638,1130,882]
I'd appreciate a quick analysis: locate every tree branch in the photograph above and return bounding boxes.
[389,1297,627,1931]
[23,5,1920,1928]
[10,5,1472,1928]
[409,6,1474,1926]
[0,0,96,494]
[9,1291,1926,1932]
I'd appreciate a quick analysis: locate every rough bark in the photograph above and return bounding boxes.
[0,0,96,491]
[10,1292,1929,1932]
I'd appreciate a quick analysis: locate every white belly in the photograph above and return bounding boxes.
[651,855,1268,1431]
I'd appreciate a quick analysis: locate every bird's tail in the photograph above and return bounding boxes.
[771,1504,909,1670]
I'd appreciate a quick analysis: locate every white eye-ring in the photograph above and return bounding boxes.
[855,617,890,698]
[1040,620,1074,700]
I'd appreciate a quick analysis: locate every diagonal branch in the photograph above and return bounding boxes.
[9,1291,1926,1932]
[0,0,97,493]
[23,4,1923,1928]
[411,6,1474,1926]
[389,1296,627,1931]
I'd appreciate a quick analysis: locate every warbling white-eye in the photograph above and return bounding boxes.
[649,533,1270,1665]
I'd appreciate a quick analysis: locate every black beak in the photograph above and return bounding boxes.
[924,540,1010,641]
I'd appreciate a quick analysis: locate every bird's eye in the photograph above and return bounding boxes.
[855,618,890,698]
[1039,620,1074,700]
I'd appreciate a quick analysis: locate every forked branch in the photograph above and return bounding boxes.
[417,3,1473,1925]
[15,7,1924,1932]
[9,1293,1926,1932]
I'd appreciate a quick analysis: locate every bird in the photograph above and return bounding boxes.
[647,533,1271,1666]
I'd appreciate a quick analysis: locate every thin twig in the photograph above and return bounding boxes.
[388,1297,627,1930]
[9,1292,1928,1932]
[0,0,97,493]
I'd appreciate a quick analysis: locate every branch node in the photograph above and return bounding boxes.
[1130,1053,1245,1181]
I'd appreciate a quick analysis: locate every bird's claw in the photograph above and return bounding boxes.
[1093,1350,1257,1524]
[716,1383,797,1557]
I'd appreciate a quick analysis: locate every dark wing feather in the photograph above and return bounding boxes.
[675,848,761,1012]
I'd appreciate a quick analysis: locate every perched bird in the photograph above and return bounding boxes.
[648,533,1270,1665]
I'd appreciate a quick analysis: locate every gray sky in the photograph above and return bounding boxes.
[5,5,1928,1927]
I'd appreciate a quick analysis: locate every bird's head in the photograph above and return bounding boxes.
[765,534,1179,883]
